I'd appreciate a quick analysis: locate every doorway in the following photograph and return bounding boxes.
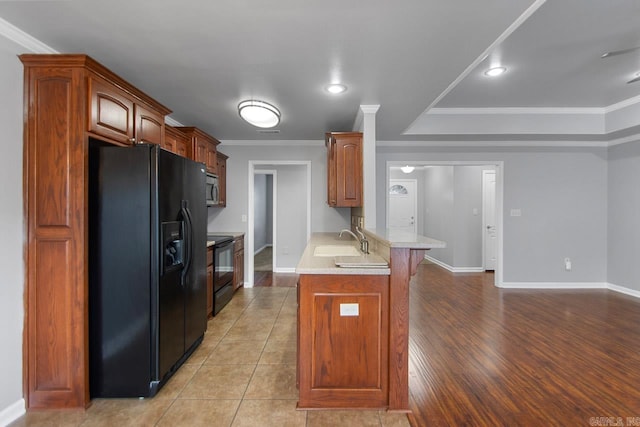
[386,161,503,287]
[247,161,311,287]
[253,171,276,275]
[387,179,417,234]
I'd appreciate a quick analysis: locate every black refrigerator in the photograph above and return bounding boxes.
[89,143,207,398]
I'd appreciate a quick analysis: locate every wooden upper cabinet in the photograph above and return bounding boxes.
[135,104,164,145]
[206,143,217,174]
[216,151,228,207]
[88,75,167,146]
[19,54,171,410]
[176,127,220,175]
[164,125,189,157]
[88,76,135,144]
[326,132,362,207]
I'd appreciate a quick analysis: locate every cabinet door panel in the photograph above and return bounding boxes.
[88,77,134,144]
[298,274,388,408]
[194,138,207,164]
[216,154,227,207]
[206,143,217,174]
[176,139,188,157]
[135,104,164,145]
[162,131,177,153]
[326,132,362,207]
[336,138,362,206]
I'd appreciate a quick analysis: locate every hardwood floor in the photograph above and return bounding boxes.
[408,262,640,426]
[257,266,640,425]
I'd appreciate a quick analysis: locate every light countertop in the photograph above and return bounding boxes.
[295,229,446,276]
[362,228,446,250]
[296,232,390,275]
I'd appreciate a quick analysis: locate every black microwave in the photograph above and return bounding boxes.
[206,173,219,206]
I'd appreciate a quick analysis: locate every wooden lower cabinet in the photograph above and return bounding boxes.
[297,274,390,409]
[207,247,214,318]
[233,236,244,290]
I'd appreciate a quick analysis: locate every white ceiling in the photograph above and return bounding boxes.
[1,0,640,143]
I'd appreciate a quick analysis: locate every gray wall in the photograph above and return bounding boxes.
[208,144,351,276]
[0,38,26,416]
[608,140,640,292]
[377,146,608,284]
[273,165,308,269]
[424,166,454,265]
[453,165,486,268]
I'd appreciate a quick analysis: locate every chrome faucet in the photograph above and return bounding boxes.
[339,227,369,254]
[356,227,369,254]
[339,229,359,240]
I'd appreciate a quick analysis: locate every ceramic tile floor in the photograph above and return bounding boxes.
[10,287,410,427]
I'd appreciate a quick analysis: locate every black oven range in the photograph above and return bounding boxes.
[208,235,235,315]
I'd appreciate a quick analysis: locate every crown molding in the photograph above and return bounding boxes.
[376,139,609,148]
[427,107,604,115]
[0,17,57,53]
[218,140,323,147]
[604,94,640,113]
[164,116,184,127]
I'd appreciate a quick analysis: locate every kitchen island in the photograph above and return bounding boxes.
[295,230,445,412]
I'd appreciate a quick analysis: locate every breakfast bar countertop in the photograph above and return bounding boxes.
[295,232,391,275]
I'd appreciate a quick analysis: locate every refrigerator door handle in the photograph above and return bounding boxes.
[180,201,193,287]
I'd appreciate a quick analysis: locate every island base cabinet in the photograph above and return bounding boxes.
[297,274,389,409]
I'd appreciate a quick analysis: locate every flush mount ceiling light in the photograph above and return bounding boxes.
[238,100,281,128]
[400,165,415,174]
[484,66,507,77]
[325,83,347,94]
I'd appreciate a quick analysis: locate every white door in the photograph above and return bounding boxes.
[482,170,497,271]
[388,179,417,234]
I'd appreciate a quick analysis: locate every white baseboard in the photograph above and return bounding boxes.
[0,398,25,427]
[606,282,640,298]
[424,255,484,273]
[499,281,608,289]
[274,267,296,273]
[254,244,272,255]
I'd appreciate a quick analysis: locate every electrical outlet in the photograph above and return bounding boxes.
[241,214,247,222]
[564,257,572,271]
[282,246,289,255]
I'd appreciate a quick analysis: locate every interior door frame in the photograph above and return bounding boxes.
[247,160,311,287]
[386,178,418,234]
[386,160,504,287]
[482,169,497,271]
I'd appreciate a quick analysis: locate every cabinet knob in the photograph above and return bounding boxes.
[129,137,136,144]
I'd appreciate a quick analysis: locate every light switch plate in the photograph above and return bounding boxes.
[340,303,359,316]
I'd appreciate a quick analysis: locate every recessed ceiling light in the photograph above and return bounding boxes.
[325,84,347,94]
[484,66,507,77]
[238,100,281,128]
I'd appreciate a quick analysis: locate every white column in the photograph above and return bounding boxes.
[358,105,380,229]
